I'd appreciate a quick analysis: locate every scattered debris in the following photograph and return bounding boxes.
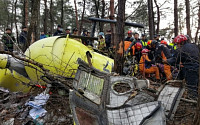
[70,59,186,125]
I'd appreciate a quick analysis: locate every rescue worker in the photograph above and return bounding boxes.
[141,34,147,48]
[82,29,88,45]
[1,28,16,52]
[151,40,172,80]
[166,34,199,97]
[98,32,106,51]
[53,25,63,36]
[169,37,177,50]
[65,28,71,35]
[134,42,143,63]
[134,32,142,43]
[105,29,111,49]
[146,40,155,60]
[19,26,28,52]
[139,49,160,81]
[154,34,160,43]
[72,28,78,35]
[40,31,47,39]
[72,28,81,42]
[124,30,134,42]
[161,40,174,57]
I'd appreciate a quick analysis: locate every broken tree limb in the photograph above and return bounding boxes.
[181,98,197,104]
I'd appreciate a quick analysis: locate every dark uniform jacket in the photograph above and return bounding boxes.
[154,43,171,63]
[1,33,15,52]
[167,42,199,70]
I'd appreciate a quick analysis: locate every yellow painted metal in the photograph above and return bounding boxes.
[24,36,114,83]
[0,54,8,69]
[0,69,31,93]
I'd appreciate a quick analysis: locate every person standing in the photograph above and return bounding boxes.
[105,29,111,49]
[124,30,134,42]
[53,25,63,36]
[40,31,47,39]
[134,32,141,43]
[1,28,16,52]
[98,32,106,51]
[141,34,148,48]
[166,35,199,97]
[19,26,28,52]
[65,28,71,35]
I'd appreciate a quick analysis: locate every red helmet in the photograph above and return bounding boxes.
[147,40,152,46]
[161,40,167,45]
[127,30,132,34]
[135,42,142,50]
[142,49,150,53]
[174,35,187,44]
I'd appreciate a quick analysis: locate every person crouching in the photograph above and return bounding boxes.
[139,49,160,82]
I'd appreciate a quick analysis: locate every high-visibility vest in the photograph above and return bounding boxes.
[169,43,176,50]
[98,38,105,50]
[141,40,147,47]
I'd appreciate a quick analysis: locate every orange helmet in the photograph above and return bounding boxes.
[135,42,142,50]
[127,30,132,34]
[161,40,167,45]
[147,40,152,46]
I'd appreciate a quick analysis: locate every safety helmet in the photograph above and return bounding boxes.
[151,40,157,46]
[141,49,150,54]
[174,34,187,44]
[135,42,142,50]
[127,30,132,34]
[160,40,167,45]
[147,40,152,46]
[99,32,104,36]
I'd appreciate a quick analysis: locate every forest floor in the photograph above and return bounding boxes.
[0,80,197,125]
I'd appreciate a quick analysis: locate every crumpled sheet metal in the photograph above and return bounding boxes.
[157,85,185,119]
[109,76,153,107]
[70,61,184,125]
[107,101,166,125]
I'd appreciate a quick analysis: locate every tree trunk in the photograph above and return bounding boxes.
[74,0,79,33]
[195,2,200,44]
[5,1,10,28]
[49,0,54,35]
[185,0,192,40]
[11,0,14,29]
[148,0,154,39]
[114,0,126,74]
[110,0,115,47]
[151,0,155,35]
[14,0,18,42]
[79,0,86,34]
[99,0,105,32]
[27,0,40,49]
[174,0,178,37]
[24,0,29,27]
[43,0,48,34]
[61,0,64,26]
[94,0,100,31]
[35,0,40,41]
[154,0,160,35]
